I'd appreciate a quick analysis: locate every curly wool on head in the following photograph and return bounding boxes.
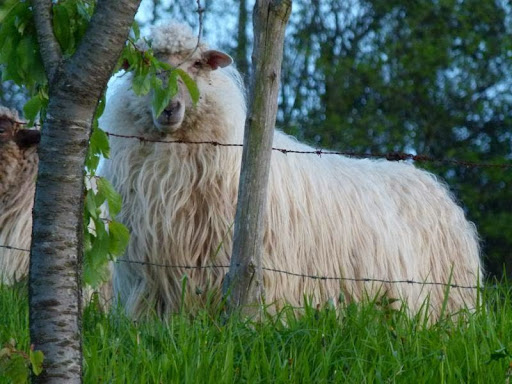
[147,23,206,54]
[100,22,483,321]
[0,106,40,284]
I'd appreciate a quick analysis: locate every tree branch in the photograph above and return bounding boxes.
[31,0,62,81]
[54,0,142,105]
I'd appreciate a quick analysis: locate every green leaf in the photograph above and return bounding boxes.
[96,177,122,216]
[151,80,167,118]
[0,353,28,384]
[84,260,111,288]
[108,220,130,256]
[96,93,106,118]
[83,227,92,253]
[86,95,109,172]
[85,151,100,172]
[0,1,19,22]
[23,95,42,125]
[53,4,71,53]
[156,61,173,71]
[84,218,111,287]
[76,1,93,22]
[132,20,140,40]
[93,184,107,208]
[90,125,110,159]
[151,71,178,118]
[16,36,36,77]
[29,350,44,376]
[150,74,162,89]
[176,68,200,104]
[132,73,152,95]
[0,30,14,66]
[85,190,98,219]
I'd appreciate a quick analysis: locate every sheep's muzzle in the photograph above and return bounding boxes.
[15,129,41,149]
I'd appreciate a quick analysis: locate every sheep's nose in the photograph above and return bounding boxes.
[15,129,41,148]
[164,101,181,117]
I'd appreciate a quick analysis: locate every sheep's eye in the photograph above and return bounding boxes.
[0,128,4,133]
[193,60,203,68]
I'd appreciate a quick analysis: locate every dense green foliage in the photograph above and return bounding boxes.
[1,282,512,383]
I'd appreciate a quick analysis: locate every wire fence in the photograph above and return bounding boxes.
[15,122,512,168]
[0,243,491,290]
[103,131,512,169]
[2,126,509,292]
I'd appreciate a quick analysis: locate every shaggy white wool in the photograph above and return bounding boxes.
[99,23,482,319]
[0,107,38,284]
[145,24,206,54]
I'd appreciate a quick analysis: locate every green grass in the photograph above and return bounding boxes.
[1,283,512,383]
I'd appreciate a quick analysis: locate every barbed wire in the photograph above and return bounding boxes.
[0,244,32,253]
[2,120,508,291]
[0,243,489,290]
[103,131,512,169]
[114,258,485,290]
[13,121,511,169]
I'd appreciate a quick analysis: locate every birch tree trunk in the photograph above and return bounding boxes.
[224,0,292,316]
[29,1,141,382]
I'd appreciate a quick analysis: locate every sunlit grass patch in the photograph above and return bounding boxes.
[1,281,511,383]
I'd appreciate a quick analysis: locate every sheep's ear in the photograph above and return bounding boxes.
[203,50,233,70]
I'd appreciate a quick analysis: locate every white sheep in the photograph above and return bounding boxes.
[99,23,482,320]
[0,106,40,284]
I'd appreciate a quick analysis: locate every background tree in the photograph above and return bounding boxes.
[235,0,250,79]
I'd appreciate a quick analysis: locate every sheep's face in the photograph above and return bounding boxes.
[151,49,232,133]
[0,116,40,149]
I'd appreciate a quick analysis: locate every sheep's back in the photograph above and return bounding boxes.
[264,130,481,315]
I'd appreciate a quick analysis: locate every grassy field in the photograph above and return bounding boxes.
[1,282,511,383]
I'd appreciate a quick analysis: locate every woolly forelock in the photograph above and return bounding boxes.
[146,23,207,55]
[0,109,37,284]
[0,106,19,122]
[100,24,482,320]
